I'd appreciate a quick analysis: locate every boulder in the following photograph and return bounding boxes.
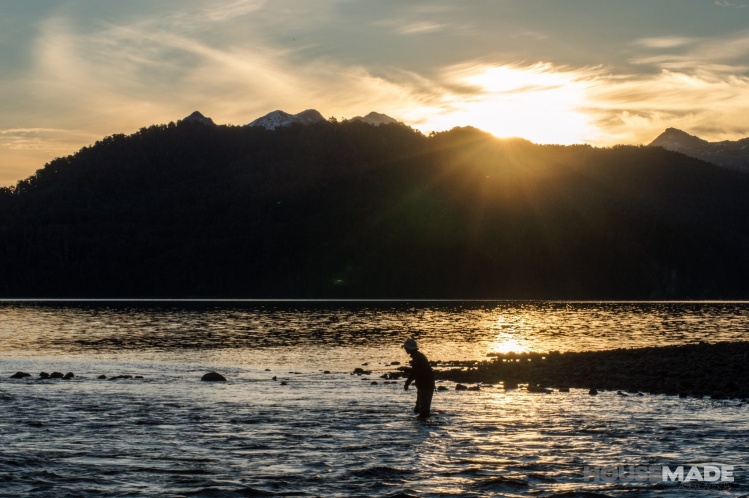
[63,372,75,379]
[455,384,468,391]
[109,375,133,380]
[98,375,107,379]
[50,372,64,379]
[9,372,30,379]
[201,371,227,382]
[39,372,50,379]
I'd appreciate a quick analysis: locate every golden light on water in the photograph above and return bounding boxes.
[490,336,529,355]
[487,314,533,355]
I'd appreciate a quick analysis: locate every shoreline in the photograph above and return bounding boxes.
[427,341,749,398]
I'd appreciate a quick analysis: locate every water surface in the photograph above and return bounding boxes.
[1,301,747,497]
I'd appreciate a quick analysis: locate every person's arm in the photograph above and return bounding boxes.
[404,370,415,390]
[404,354,424,390]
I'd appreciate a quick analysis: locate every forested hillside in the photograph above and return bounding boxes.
[1,119,748,299]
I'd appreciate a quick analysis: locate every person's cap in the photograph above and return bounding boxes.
[403,338,418,351]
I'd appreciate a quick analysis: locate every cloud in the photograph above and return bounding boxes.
[5,0,749,186]
[0,127,99,186]
[630,30,749,75]
[398,62,603,144]
[398,21,446,35]
[204,0,266,21]
[583,69,749,144]
[398,58,749,146]
[633,36,697,49]
[0,127,96,152]
[10,7,426,171]
[714,0,748,7]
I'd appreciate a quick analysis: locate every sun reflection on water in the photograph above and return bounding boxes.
[486,314,533,355]
[489,336,528,355]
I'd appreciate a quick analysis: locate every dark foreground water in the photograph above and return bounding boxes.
[1,301,748,497]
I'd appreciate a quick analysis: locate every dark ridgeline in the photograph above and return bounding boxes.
[0,118,748,299]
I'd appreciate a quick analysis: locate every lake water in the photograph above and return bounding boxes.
[1,301,748,497]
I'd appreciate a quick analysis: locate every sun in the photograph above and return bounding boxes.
[410,62,596,145]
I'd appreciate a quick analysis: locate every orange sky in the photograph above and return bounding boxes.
[2,0,749,186]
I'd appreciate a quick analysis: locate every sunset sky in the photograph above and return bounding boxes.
[2,0,749,186]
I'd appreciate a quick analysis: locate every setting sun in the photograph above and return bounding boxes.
[408,63,597,144]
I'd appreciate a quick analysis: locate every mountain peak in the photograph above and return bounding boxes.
[182,111,216,126]
[248,109,326,129]
[649,128,708,150]
[350,112,398,126]
[648,128,749,172]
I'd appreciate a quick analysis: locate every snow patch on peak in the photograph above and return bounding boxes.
[248,109,325,129]
[248,108,400,129]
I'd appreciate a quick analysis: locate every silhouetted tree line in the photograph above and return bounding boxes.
[1,119,748,298]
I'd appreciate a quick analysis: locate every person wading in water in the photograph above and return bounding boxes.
[403,338,435,418]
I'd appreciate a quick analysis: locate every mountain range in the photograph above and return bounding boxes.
[246,109,398,129]
[649,127,749,172]
[188,109,749,174]
[1,115,748,299]
[182,109,400,130]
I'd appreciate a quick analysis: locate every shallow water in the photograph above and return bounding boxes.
[1,301,748,497]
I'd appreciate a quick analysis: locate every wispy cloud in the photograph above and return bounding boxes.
[203,0,266,21]
[714,0,748,8]
[398,21,446,35]
[633,36,697,49]
[630,30,749,74]
[399,62,603,144]
[19,8,422,156]
[0,127,99,185]
[397,57,749,146]
[4,0,749,186]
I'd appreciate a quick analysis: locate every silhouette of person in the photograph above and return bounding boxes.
[403,338,435,418]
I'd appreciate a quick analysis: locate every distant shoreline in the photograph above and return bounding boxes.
[2,298,748,303]
[430,341,749,399]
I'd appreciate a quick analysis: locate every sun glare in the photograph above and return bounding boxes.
[412,63,596,145]
[490,336,529,355]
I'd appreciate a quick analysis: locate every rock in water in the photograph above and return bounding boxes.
[201,371,227,382]
[9,372,31,379]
